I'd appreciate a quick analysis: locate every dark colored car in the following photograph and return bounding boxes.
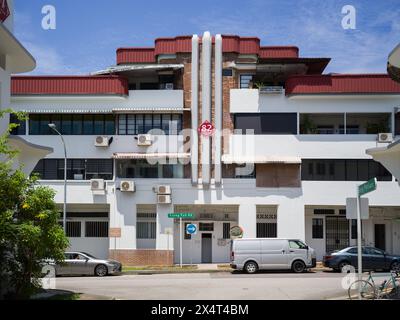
[323,246,400,272]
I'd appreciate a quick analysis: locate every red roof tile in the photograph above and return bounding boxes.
[285,74,400,95]
[12,76,128,96]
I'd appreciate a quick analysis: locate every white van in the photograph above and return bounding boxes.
[230,238,316,273]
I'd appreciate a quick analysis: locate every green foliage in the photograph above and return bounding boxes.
[300,115,318,134]
[0,111,69,299]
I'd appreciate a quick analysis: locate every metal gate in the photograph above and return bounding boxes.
[326,216,349,253]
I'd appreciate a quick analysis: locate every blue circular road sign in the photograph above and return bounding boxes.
[186,223,197,234]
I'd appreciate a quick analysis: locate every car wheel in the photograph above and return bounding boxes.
[95,264,108,277]
[338,261,351,273]
[292,260,306,273]
[390,261,400,272]
[244,261,258,274]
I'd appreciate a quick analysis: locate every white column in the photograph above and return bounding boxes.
[112,192,137,249]
[191,34,199,185]
[214,34,223,185]
[238,203,257,238]
[201,31,212,186]
[277,201,305,240]
[156,203,174,250]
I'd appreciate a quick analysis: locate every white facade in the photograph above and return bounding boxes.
[8,32,400,264]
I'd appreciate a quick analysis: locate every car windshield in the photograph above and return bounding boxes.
[289,240,308,249]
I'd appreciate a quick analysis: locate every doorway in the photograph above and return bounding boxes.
[325,216,349,253]
[374,224,386,251]
[201,233,212,263]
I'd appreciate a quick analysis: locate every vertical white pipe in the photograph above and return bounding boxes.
[201,31,212,186]
[191,35,199,185]
[214,34,223,185]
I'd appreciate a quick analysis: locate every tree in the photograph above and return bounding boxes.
[0,110,69,299]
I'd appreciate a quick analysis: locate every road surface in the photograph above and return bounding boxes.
[54,271,350,300]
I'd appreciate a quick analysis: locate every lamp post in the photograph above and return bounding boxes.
[48,123,67,232]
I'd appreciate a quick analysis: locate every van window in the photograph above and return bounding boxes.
[289,240,307,249]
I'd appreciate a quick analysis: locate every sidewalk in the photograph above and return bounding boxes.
[121,263,330,275]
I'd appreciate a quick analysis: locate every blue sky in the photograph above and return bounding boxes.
[14,0,400,75]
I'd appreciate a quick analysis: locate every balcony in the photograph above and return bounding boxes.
[230,88,288,113]
[124,89,184,110]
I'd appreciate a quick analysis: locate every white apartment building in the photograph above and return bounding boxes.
[8,32,400,264]
[0,0,52,172]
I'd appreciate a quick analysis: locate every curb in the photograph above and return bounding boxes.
[122,269,231,275]
[121,267,330,275]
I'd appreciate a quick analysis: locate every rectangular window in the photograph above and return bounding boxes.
[83,115,94,135]
[10,114,26,135]
[312,219,324,239]
[222,69,233,77]
[86,159,113,180]
[313,209,335,215]
[223,223,230,239]
[117,114,181,135]
[29,114,115,135]
[234,113,297,135]
[32,159,113,180]
[61,114,72,135]
[256,223,277,238]
[301,159,392,181]
[240,74,254,88]
[137,222,156,239]
[199,223,214,231]
[85,221,108,237]
[116,159,183,179]
[66,221,81,238]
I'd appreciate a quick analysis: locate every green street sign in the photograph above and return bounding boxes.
[358,178,377,196]
[168,212,194,219]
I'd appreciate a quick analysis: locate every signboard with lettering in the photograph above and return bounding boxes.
[0,0,10,23]
[358,178,377,197]
[109,228,121,238]
[168,212,194,219]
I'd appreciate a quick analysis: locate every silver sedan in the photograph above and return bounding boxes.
[54,252,122,277]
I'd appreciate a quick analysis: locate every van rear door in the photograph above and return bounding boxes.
[261,239,289,269]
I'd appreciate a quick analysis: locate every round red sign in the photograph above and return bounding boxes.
[198,120,215,137]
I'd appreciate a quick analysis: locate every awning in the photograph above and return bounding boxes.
[0,23,36,73]
[18,108,113,114]
[91,64,184,75]
[222,154,302,164]
[112,107,190,113]
[113,152,191,159]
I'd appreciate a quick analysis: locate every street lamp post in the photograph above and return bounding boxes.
[48,123,67,232]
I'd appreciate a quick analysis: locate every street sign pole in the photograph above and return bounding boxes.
[356,189,362,300]
[355,178,376,300]
[180,218,182,268]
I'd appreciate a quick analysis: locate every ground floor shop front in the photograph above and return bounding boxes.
[62,201,400,265]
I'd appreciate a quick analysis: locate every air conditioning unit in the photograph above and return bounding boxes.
[120,180,135,192]
[137,134,152,146]
[259,86,284,94]
[95,136,109,147]
[377,133,393,143]
[157,185,171,195]
[157,194,172,204]
[165,83,174,90]
[90,179,105,191]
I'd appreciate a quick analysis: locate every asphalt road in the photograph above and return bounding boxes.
[54,271,350,300]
